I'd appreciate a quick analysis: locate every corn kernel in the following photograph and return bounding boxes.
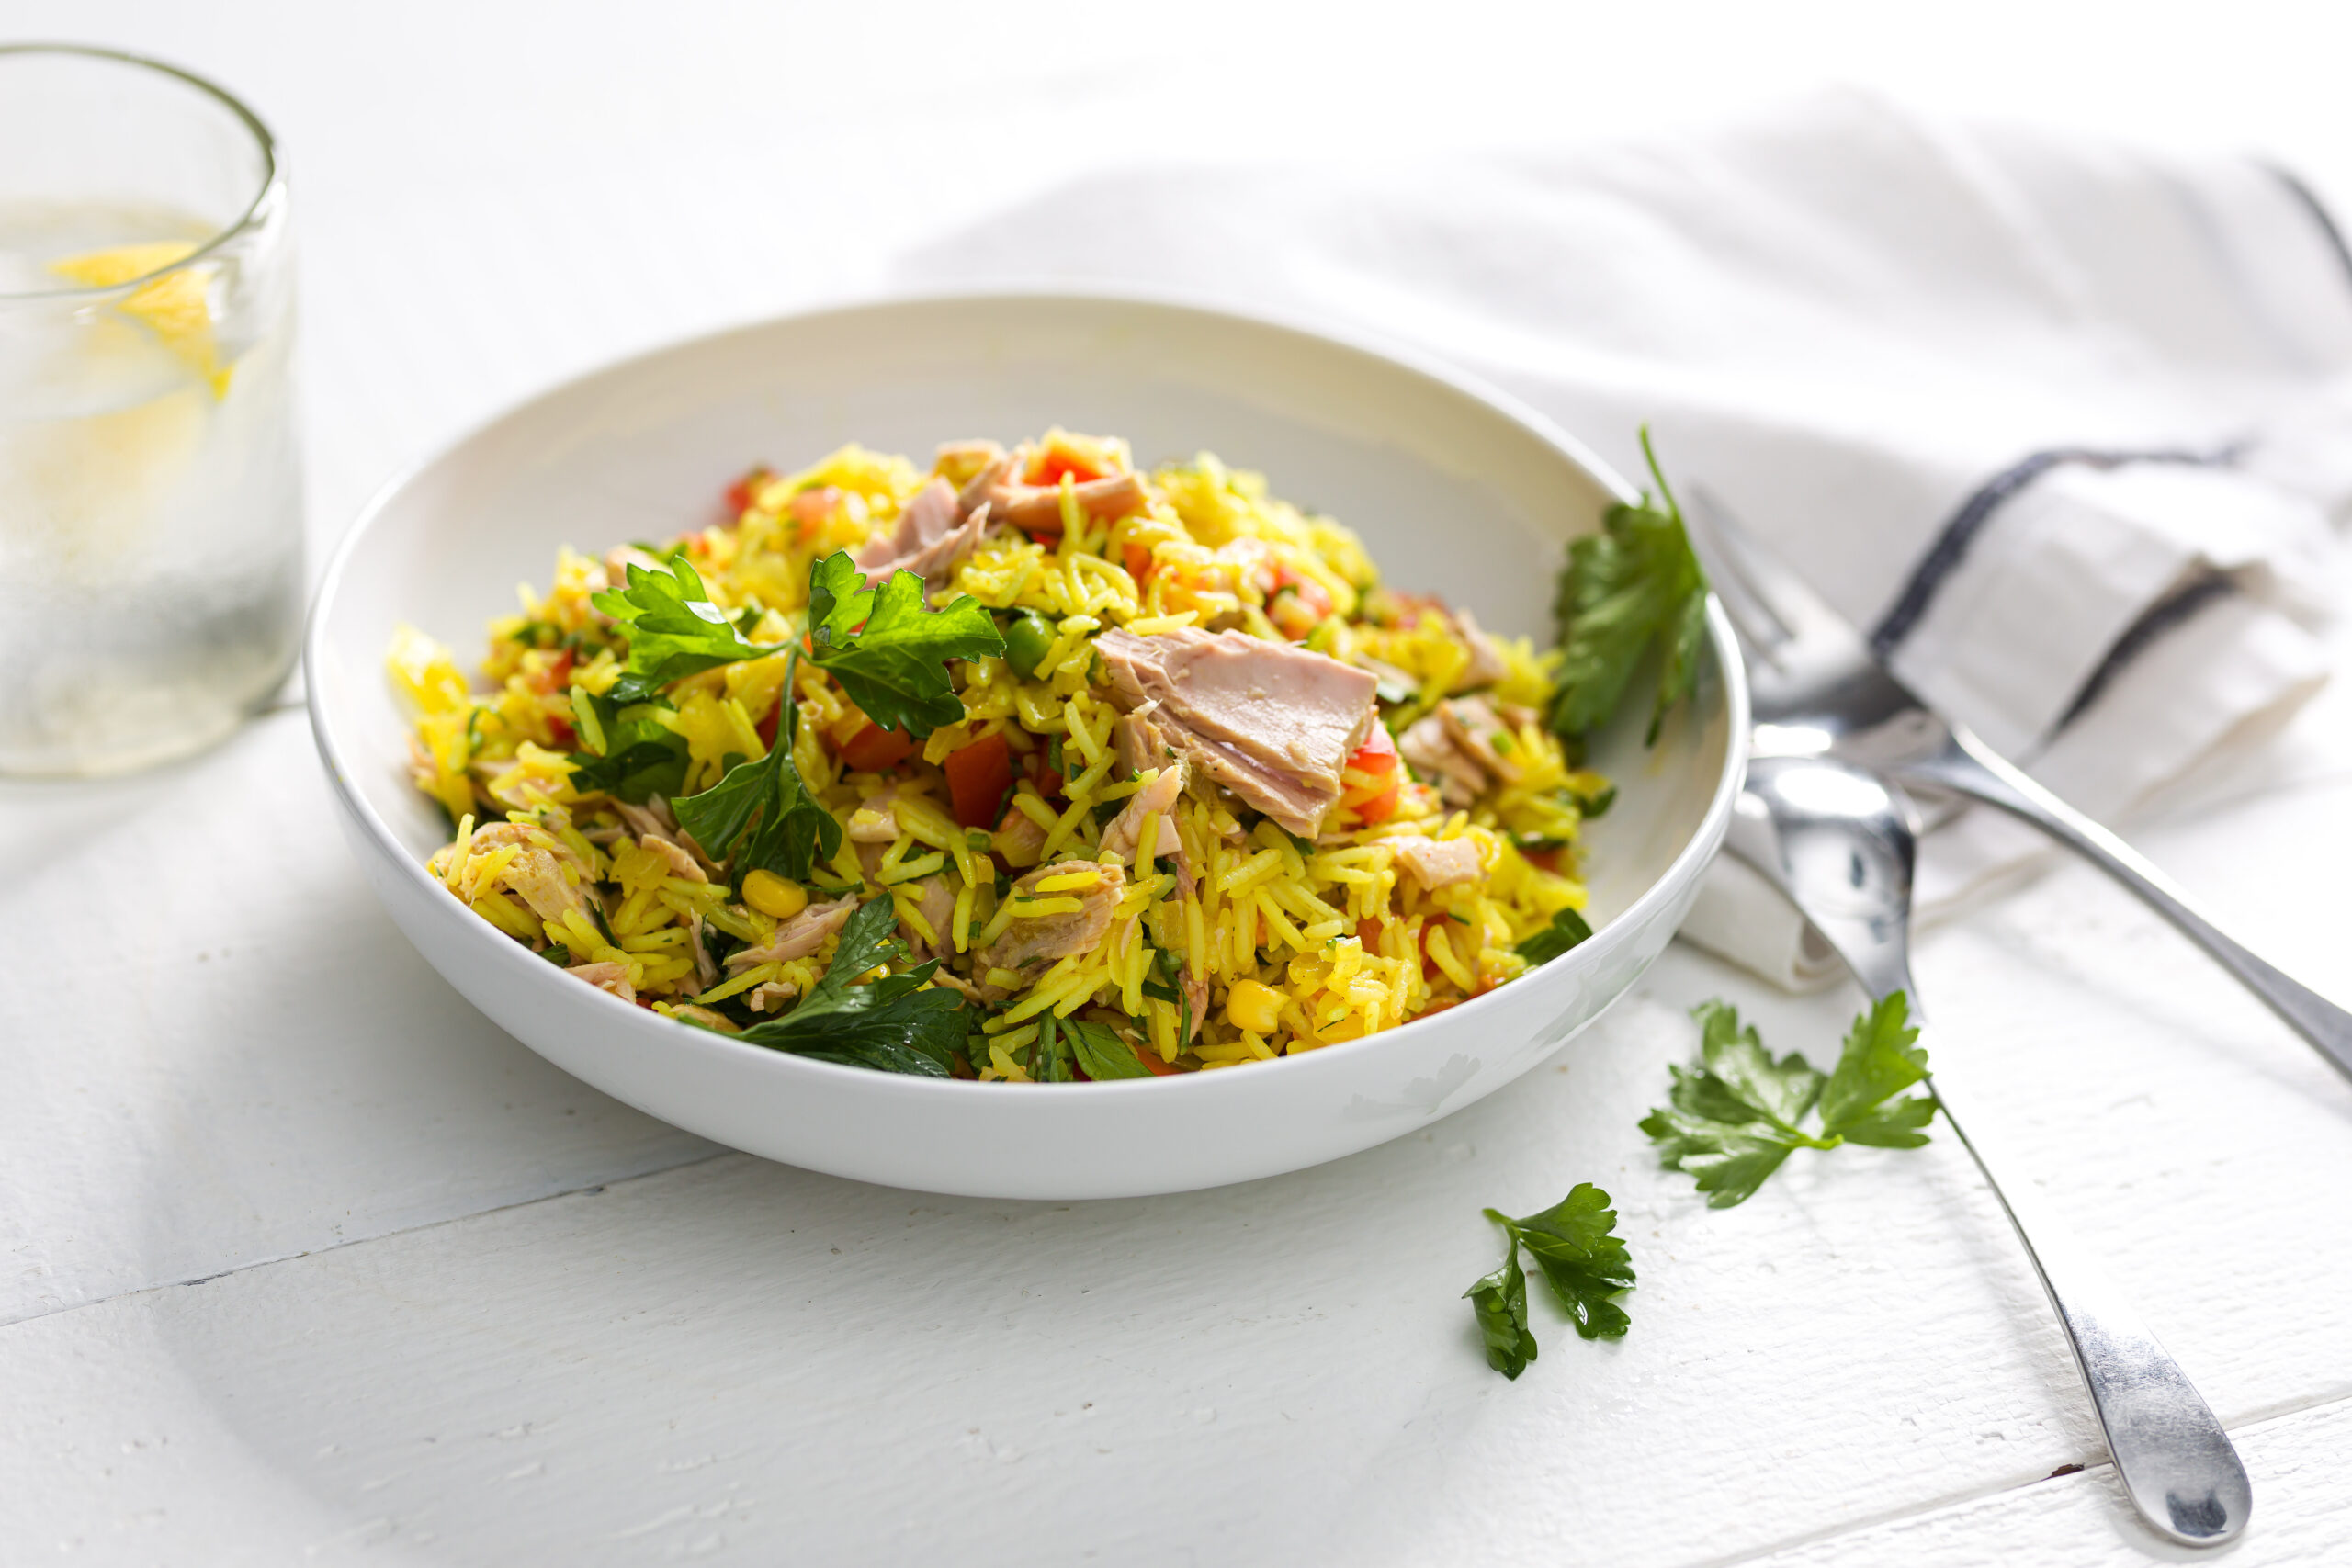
[741,869,808,919]
[1226,978,1284,1035]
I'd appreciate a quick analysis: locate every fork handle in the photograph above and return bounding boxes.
[1895,729,2352,1085]
[1919,1061,2252,1547]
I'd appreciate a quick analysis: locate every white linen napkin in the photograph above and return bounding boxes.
[891,91,2352,988]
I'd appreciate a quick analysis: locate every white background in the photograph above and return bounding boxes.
[4,3,2351,1563]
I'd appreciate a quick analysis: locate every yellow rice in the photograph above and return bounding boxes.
[390,430,1601,1082]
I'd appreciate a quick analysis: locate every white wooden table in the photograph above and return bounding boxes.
[7,6,2352,1562]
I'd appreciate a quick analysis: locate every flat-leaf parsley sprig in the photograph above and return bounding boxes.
[670,649,842,887]
[1548,428,1710,747]
[805,550,1006,738]
[589,552,783,705]
[1641,995,1937,1209]
[1464,1183,1635,1380]
[725,893,969,1076]
[665,549,1008,888]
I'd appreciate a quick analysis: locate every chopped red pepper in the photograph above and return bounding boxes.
[1122,541,1156,583]
[1023,747,1066,802]
[755,704,780,750]
[944,733,1013,829]
[1132,1046,1183,1077]
[548,713,577,750]
[1030,449,1105,487]
[723,466,772,516]
[1340,726,1400,824]
[839,722,915,773]
[526,647,575,695]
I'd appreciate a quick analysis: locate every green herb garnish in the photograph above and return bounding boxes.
[1464,1183,1634,1380]
[564,690,692,804]
[1549,428,1708,746]
[1640,995,1936,1209]
[1066,1018,1154,1080]
[1516,906,1593,966]
[806,551,1006,738]
[721,895,969,1076]
[671,651,840,883]
[590,553,781,705]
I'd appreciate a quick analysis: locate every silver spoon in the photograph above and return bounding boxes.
[1727,752,2252,1548]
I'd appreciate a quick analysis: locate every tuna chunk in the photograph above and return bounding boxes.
[1394,835,1484,892]
[978,859,1125,974]
[846,785,903,844]
[689,912,719,990]
[1115,711,1179,776]
[615,797,718,876]
[1439,695,1521,784]
[640,834,707,884]
[567,961,637,1004]
[857,831,960,957]
[1097,628,1377,837]
[1451,608,1511,689]
[992,809,1047,868]
[1398,711,1487,807]
[452,819,597,925]
[853,477,992,590]
[932,439,1005,488]
[958,445,1148,534]
[1100,761,1187,869]
[726,893,860,970]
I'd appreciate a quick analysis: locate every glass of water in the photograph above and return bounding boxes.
[0,45,302,776]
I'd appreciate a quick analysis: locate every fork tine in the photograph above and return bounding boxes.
[1679,483,1794,655]
[1683,484,1868,660]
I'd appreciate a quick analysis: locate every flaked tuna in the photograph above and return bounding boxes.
[726,893,860,970]
[958,445,1148,534]
[853,476,992,590]
[1100,760,1187,869]
[1399,709,1487,807]
[1439,694,1521,784]
[978,859,1125,975]
[1096,627,1377,837]
[1394,835,1483,892]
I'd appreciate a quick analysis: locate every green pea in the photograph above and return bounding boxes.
[1004,613,1056,678]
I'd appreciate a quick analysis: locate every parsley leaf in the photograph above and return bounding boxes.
[590,553,783,704]
[670,650,842,883]
[1642,996,1936,1208]
[568,736,691,803]
[1465,1182,1634,1379]
[1516,906,1593,966]
[1506,1184,1636,1339]
[1065,1018,1154,1081]
[1549,428,1709,746]
[1817,991,1937,1147]
[564,693,691,804]
[724,895,969,1076]
[1464,1236,1537,1380]
[806,551,1005,737]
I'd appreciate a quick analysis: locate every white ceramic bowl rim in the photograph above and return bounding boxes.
[305,284,1751,1104]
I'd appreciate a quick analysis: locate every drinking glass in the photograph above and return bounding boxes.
[0,45,302,775]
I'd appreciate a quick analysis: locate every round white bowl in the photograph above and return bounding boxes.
[307,291,1748,1199]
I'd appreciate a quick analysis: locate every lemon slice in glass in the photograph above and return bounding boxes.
[50,241,233,399]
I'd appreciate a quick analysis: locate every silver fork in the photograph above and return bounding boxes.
[1684,485,2352,1085]
[1730,753,2251,1548]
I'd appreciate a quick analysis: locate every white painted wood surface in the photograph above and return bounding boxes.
[6,4,2352,1562]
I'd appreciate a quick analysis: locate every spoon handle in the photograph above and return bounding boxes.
[1922,1066,2252,1547]
[1896,730,2352,1085]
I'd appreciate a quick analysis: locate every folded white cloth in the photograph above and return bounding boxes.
[892,91,2351,987]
